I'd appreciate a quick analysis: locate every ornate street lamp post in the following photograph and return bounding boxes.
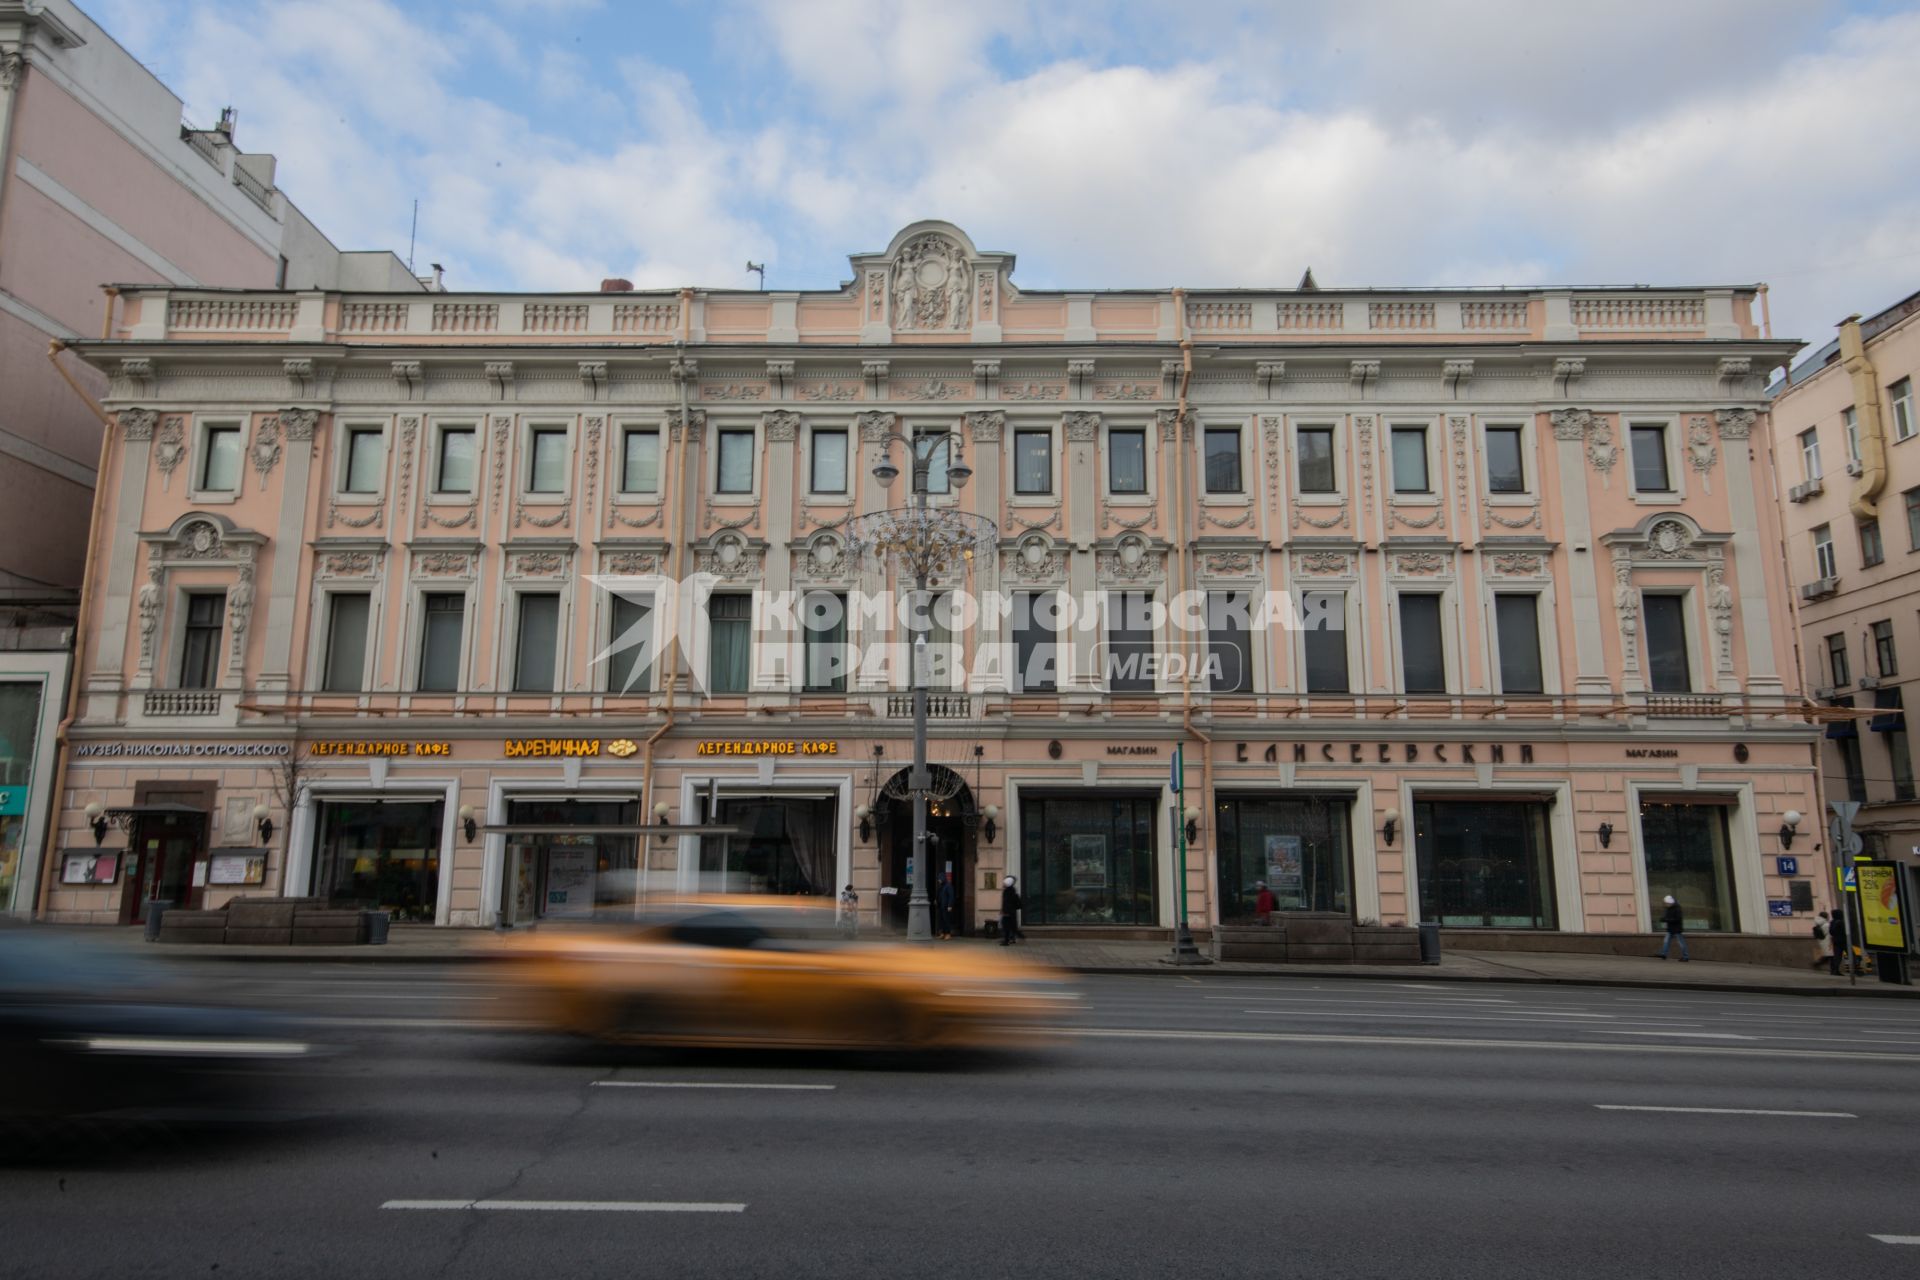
[847,430,997,942]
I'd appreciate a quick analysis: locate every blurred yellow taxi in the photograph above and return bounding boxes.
[490,897,1076,1050]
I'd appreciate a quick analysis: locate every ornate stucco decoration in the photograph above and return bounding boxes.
[1601,513,1737,687]
[395,418,418,517]
[1201,551,1258,577]
[1715,408,1755,440]
[1295,551,1354,577]
[801,532,851,580]
[154,416,186,488]
[1612,552,1641,671]
[0,51,22,93]
[416,551,474,577]
[1707,563,1736,672]
[490,416,510,512]
[509,551,566,577]
[169,519,233,561]
[485,362,514,399]
[1063,412,1101,443]
[705,383,767,401]
[1442,360,1474,392]
[1716,357,1752,382]
[1686,415,1717,489]
[891,233,973,332]
[1201,507,1255,530]
[250,416,282,490]
[119,408,158,441]
[1095,383,1157,401]
[609,506,662,529]
[703,502,755,531]
[1002,383,1064,401]
[602,550,661,576]
[1483,506,1542,530]
[319,551,377,577]
[279,409,318,441]
[1008,509,1060,534]
[1256,362,1285,395]
[1390,551,1449,577]
[1356,416,1375,513]
[763,410,803,443]
[137,564,163,669]
[582,417,603,514]
[391,361,422,396]
[667,407,705,444]
[119,358,153,385]
[1101,503,1155,533]
[329,502,382,530]
[905,381,967,401]
[1263,417,1283,511]
[1490,552,1546,577]
[699,530,761,579]
[1389,505,1444,529]
[1450,416,1470,517]
[1549,408,1591,442]
[1349,360,1380,390]
[1005,534,1065,582]
[1643,518,1697,560]
[1549,408,1616,479]
[1097,534,1159,582]
[226,564,255,667]
[1156,408,1192,443]
[1553,357,1586,385]
[1292,503,1347,531]
[965,411,1004,443]
[797,499,849,533]
[857,411,897,443]
[800,382,860,401]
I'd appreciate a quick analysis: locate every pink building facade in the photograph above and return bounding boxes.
[39,221,1821,949]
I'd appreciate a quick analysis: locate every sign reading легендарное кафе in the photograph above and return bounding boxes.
[696,741,839,756]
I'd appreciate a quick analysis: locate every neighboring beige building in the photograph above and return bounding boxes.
[1771,287,1920,866]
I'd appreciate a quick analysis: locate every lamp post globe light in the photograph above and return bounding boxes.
[846,429,996,942]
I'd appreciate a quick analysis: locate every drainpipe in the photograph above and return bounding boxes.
[1842,314,1889,522]
[36,339,119,919]
[1169,289,1212,930]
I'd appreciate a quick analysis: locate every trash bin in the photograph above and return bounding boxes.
[143,901,169,943]
[362,910,391,946]
[1417,921,1442,965]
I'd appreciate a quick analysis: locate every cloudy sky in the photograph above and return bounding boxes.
[89,0,1920,356]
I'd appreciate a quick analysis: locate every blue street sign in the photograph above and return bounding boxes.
[1776,856,1799,876]
[0,787,24,818]
[1840,866,1858,893]
[1171,745,1182,795]
[1768,899,1794,918]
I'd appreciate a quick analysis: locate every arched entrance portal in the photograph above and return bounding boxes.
[878,765,976,935]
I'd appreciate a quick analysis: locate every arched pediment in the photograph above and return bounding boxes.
[139,511,268,563]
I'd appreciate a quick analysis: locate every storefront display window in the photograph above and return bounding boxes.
[699,796,838,896]
[313,800,444,921]
[1638,798,1738,932]
[1021,795,1158,925]
[1216,794,1351,920]
[503,799,638,922]
[1414,798,1556,928]
[0,682,44,912]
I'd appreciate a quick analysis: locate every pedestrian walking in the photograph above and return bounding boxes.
[1811,911,1832,970]
[999,875,1023,946]
[1829,905,1850,976]
[837,883,859,939]
[1254,880,1278,925]
[1657,894,1689,961]
[936,873,956,940]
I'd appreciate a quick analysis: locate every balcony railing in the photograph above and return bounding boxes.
[144,690,222,716]
[886,693,972,719]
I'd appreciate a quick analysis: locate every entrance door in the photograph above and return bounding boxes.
[127,814,205,923]
[879,793,974,934]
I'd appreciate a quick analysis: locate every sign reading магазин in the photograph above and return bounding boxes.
[72,742,290,758]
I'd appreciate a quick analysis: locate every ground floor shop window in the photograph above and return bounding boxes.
[0,681,44,911]
[1414,798,1556,928]
[699,796,838,896]
[1216,793,1351,920]
[1020,795,1158,925]
[1638,798,1738,932]
[313,800,444,920]
[504,799,639,922]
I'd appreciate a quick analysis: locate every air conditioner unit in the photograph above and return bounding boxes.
[1845,460,1864,477]
[1860,675,1882,690]
[1788,478,1824,503]
[1800,577,1840,601]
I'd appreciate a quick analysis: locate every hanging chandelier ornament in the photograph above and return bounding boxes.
[844,505,998,582]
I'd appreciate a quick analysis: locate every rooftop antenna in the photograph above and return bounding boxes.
[745,260,765,291]
[407,199,418,273]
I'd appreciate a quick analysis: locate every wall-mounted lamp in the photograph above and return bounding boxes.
[982,804,999,845]
[1183,805,1201,845]
[856,804,873,844]
[252,803,273,846]
[653,801,673,844]
[1382,808,1401,848]
[1779,809,1802,850]
[84,800,107,846]
[458,804,478,842]
[1597,822,1614,849]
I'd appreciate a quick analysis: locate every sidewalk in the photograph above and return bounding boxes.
[136,927,1920,998]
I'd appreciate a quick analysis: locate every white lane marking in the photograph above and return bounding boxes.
[382,1200,746,1213]
[1595,1105,1855,1118]
[1241,1010,1640,1026]
[587,1090,837,1097]
[1053,1026,1920,1061]
[1607,1031,1756,1041]
[1206,996,1521,1007]
[279,992,500,1002]
[298,1017,511,1029]
[1870,1235,1920,1245]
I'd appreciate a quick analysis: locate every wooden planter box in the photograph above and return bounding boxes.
[1211,915,1420,965]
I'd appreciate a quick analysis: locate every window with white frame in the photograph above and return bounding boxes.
[512,593,561,692]
[1629,424,1671,492]
[1800,428,1822,481]
[809,429,847,494]
[1891,378,1915,442]
[1494,594,1544,695]
[527,427,569,494]
[343,426,385,494]
[321,593,371,693]
[605,593,653,695]
[1484,426,1526,493]
[1204,428,1243,494]
[417,593,464,692]
[1014,431,1052,496]
[1861,519,1885,568]
[913,429,952,495]
[803,591,848,692]
[1813,524,1837,579]
[199,425,242,492]
[707,593,752,692]
[1390,426,1430,493]
[435,426,477,494]
[1398,594,1447,694]
[1108,429,1147,494]
[1013,591,1058,692]
[1207,591,1253,692]
[1106,591,1155,692]
[1301,592,1349,694]
[715,429,754,494]
[1826,632,1850,688]
[1296,425,1337,493]
[178,592,225,689]
[1844,407,1860,463]
[621,427,660,494]
[1642,594,1691,692]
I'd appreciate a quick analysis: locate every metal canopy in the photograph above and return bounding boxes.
[476,823,745,837]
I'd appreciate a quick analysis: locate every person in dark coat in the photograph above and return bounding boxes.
[935,874,956,940]
[1657,894,1689,961]
[999,875,1023,946]
[1830,905,1851,976]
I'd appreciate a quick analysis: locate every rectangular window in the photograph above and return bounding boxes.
[1106,591,1155,693]
[314,800,444,920]
[200,426,241,491]
[1415,799,1556,928]
[1013,592,1058,693]
[1642,594,1691,692]
[1840,731,1867,803]
[923,591,958,689]
[1861,519,1885,568]
[621,429,660,494]
[1639,799,1738,932]
[1826,632,1850,688]
[1813,524,1837,579]
[436,427,476,494]
[1014,431,1052,495]
[809,429,847,494]
[1302,592,1349,694]
[1390,426,1429,493]
[1207,591,1253,693]
[1892,378,1916,443]
[344,427,385,494]
[321,594,371,693]
[1296,426,1336,493]
[1398,594,1446,694]
[707,593,751,693]
[605,594,653,695]
[513,593,560,693]
[417,593,464,692]
[1019,795,1159,926]
[1844,407,1860,463]
[1204,428,1243,493]
[1873,619,1896,677]
[1494,594,1545,695]
[178,593,224,689]
[1108,429,1147,494]
[716,430,754,494]
[528,427,569,493]
[913,430,951,495]
[1484,427,1525,493]
[1800,429,1822,481]
[1630,425,1670,491]
[1216,794,1351,919]
[803,592,847,693]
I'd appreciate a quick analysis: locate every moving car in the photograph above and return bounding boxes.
[491,897,1075,1050]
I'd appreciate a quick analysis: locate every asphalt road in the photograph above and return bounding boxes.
[5,961,1919,1279]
